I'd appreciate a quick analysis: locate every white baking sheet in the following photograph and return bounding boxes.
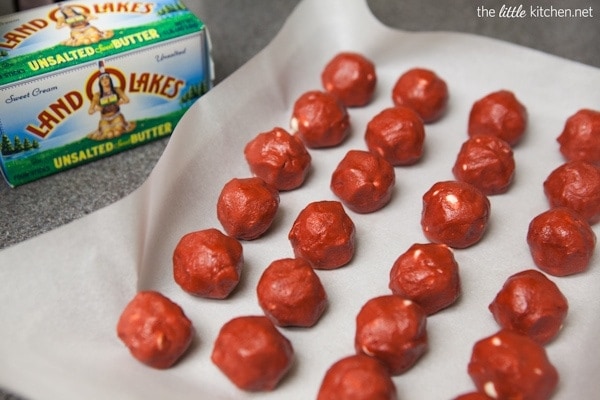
[1,0,599,399]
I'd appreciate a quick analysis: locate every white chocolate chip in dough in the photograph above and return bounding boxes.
[484,381,498,398]
[290,117,299,133]
[412,249,423,260]
[360,345,375,357]
[445,193,459,205]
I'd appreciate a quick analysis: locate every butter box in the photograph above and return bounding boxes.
[0,0,212,186]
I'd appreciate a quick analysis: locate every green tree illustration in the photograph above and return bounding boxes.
[12,137,23,152]
[156,0,186,15]
[1,134,40,155]
[1,135,14,155]
[180,81,209,105]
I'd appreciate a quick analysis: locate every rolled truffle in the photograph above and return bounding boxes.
[117,291,194,369]
[173,228,243,299]
[489,269,569,344]
[452,134,515,195]
[217,177,280,240]
[468,90,527,146]
[557,108,600,165]
[317,354,397,400]
[389,242,461,315]
[527,207,596,276]
[391,67,448,123]
[543,160,600,224]
[331,149,395,213]
[257,257,327,327]
[290,90,350,148]
[244,127,312,191]
[211,315,294,391]
[421,180,491,249]
[365,105,426,166]
[468,330,558,400]
[321,52,377,107]
[288,200,356,270]
[355,295,428,375]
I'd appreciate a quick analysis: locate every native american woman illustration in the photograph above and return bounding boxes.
[88,61,135,140]
[55,4,114,46]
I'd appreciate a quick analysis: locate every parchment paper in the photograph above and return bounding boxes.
[1,0,599,399]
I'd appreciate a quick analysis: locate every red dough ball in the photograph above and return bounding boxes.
[257,257,327,327]
[421,181,491,249]
[290,90,350,148]
[391,67,448,123]
[543,160,600,224]
[317,354,397,400]
[172,228,243,299]
[211,315,294,391]
[557,109,600,165]
[365,105,426,166]
[355,295,428,375]
[117,291,193,369]
[321,52,377,107]
[468,330,559,400]
[288,200,356,270]
[453,393,493,400]
[217,177,280,240]
[389,243,461,315]
[489,269,569,344]
[527,207,596,276]
[331,149,396,213]
[244,127,312,191]
[452,134,515,195]
[468,90,528,146]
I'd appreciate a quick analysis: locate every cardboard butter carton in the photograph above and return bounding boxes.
[0,0,212,186]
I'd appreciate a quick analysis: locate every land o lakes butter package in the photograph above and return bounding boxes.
[0,0,212,186]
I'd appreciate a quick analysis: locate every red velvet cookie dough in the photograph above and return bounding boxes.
[355,295,428,375]
[489,269,569,344]
[321,52,377,107]
[288,200,356,270]
[290,90,350,148]
[527,207,596,276]
[331,150,395,213]
[211,315,294,391]
[468,330,558,400]
[172,228,243,299]
[257,257,327,327]
[365,105,426,166]
[452,134,515,195]
[389,243,461,315]
[317,354,397,400]
[421,180,491,249]
[244,127,312,191]
[391,67,448,123]
[468,90,528,146]
[557,108,600,165]
[217,177,280,240]
[543,160,600,224]
[117,291,194,369]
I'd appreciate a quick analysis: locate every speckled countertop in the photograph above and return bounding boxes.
[1,0,598,398]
